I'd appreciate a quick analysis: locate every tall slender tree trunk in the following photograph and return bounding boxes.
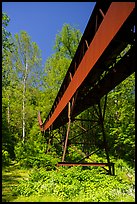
[22,62,28,142]
[22,85,25,142]
[7,94,10,126]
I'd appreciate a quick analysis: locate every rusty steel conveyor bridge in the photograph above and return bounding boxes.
[38,1,135,175]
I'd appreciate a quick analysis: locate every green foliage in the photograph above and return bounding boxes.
[105,73,135,164]
[2,11,135,202]
[14,127,59,169]
[2,12,15,87]
[43,24,82,113]
[54,24,82,59]
[12,195,63,202]
[2,150,11,165]
[2,99,15,163]
[2,12,14,54]
[2,12,135,202]
[44,54,71,110]
[13,31,42,84]
[2,25,44,158]
[2,162,31,202]
[11,157,135,202]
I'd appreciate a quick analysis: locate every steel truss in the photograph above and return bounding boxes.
[56,93,115,175]
[38,2,135,176]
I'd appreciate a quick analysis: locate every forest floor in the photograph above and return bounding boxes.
[2,161,31,202]
[2,159,135,202]
[2,162,63,202]
[2,162,64,202]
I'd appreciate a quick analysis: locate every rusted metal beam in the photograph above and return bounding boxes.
[68,122,101,142]
[98,100,111,174]
[57,162,113,167]
[57,162,115,175]
[62,102,71,162]
[42,2,134,132]
[99,8,105,18]
[102,94,108,122]
[38,111,43,132]
[75,123,87,132]
[85,40,89,49]
[95,14,98,32]
[71,90,78,115]
[73,118,98,122]
[78,148,101,163]
[73,46,135,118]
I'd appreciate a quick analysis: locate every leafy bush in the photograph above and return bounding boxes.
[12,157,135,202]
[2,150,11,166]
[14,134,59,169]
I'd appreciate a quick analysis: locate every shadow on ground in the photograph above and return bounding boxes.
[2,162,29,202]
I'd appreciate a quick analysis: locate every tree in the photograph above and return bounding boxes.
[2,12,16,163]
[12,31,42,142]
[54,23,82,59]
[2,13,14,54]
[2,12,15,87]
[43,24,82,113]
[105,73,135,164]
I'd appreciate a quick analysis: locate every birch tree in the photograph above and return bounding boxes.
[13,31,42,142]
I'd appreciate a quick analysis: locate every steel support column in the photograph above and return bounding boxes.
[62,101,71,162]
[97,97,112,175]
[57,95,115,175]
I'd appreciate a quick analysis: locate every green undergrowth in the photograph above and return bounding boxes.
[2,161,31,202]
[2,156,135,202]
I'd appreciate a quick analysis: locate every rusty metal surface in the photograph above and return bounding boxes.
[38,2,135,132]
[57,162,113,167]
[57,162,115,175]
[38,111,43,132]
[45,1,111,120]
[72,47,135,118]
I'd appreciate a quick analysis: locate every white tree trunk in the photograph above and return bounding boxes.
[22,62,28,142]
[7,94,10,125]
[22,85,25,142]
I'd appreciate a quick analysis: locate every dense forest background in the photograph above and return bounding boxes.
[2,12,135,202]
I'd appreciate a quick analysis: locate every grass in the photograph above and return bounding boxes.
[13,195,64,202]
[2,163,63,202]
[2,159,135,202]
[2,161,31,202]
[2,161,63,202]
